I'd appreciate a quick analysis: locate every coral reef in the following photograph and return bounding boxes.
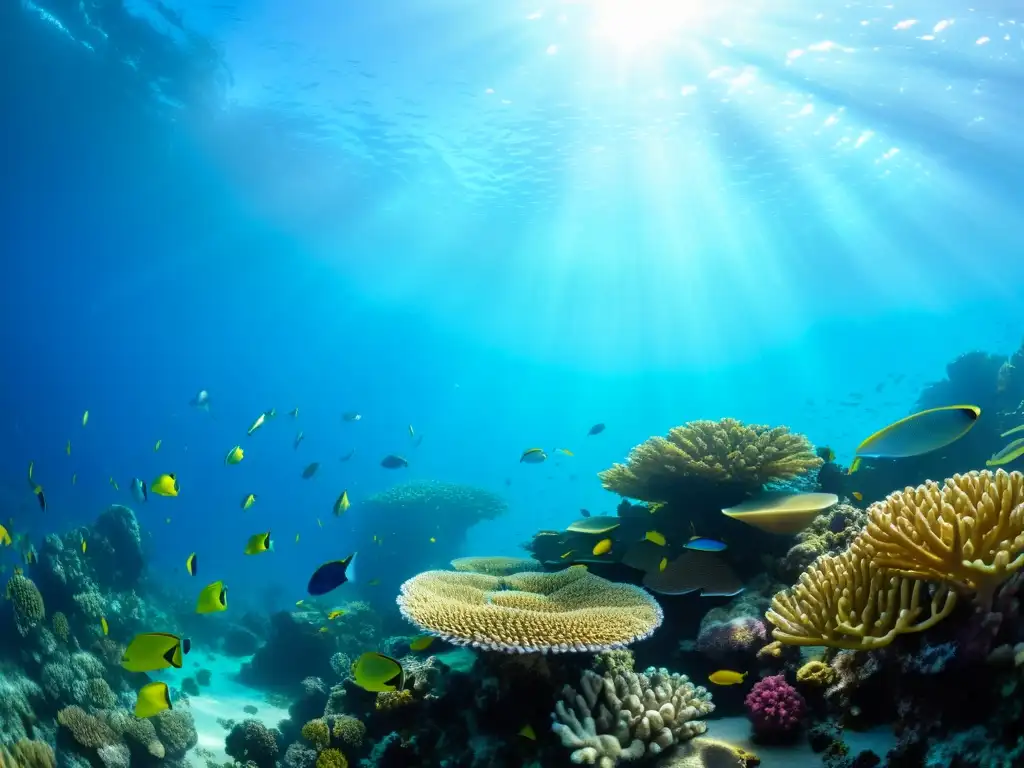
[240,611,335,689]
[552,667,714,766]
[598,418,822,502]
[7,574,45,636]
[778,503,867,581]
[450,556,541,575]
[744,674,806,738]
[225,719,281,768]
[397,567,663,653]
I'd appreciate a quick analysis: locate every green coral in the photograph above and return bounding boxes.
[106,709,165,758]
[315,749,348,768]
[331,715,365,747]
[153,709,198,758]
[52,612,70,643]
[301,718,331,750]
[7,574,45,636]
[86,678,117,710]
[57,705,116,749]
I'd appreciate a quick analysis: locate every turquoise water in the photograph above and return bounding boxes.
[3,0,1023,619]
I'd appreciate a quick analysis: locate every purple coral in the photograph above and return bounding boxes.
[744,674,806,737]
[696,616,768,661]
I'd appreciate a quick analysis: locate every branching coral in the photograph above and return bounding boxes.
[301,718,330,750]
[57,705,116,749]
[52,612,70,643]
[106,709,164,758]
[331,715,365,747]
[152,708,198,758]
[7,574,45,635]
[855,469,1024,597]
[598,418,822,501]
[6,739,55,768]
[375,689,415,711]
[552,667,714,767]
[766,549,957,649]
[397,567,663,653]
[315,749,348,768]
[225,719,279,768]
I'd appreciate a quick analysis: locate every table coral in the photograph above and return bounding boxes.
[744,674,806,737]
[552,667,714,767]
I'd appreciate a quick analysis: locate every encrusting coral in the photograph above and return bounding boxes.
[598,418,822,502]
[396,566,663,653]
[766,548,957,649]
[552,667,714,767]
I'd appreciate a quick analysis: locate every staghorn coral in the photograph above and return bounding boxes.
[854,469,1024,597]
[52,611,70,643]
[7,574,45,636]
[315,748,348,768]
[57,705,116,749]
[598,418,822,501]
[450,556,541,575]
[301,718,331,750]
[396,567,663,653]
[552,667,714,767]
[331,715,365,748]
[7,739,56,768]
[766,548,957,649]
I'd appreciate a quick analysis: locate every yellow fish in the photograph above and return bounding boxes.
[151,474,179,497]
[352,652,405,692]
[154,439,162,452]
[645,530,666,546]
[295,533,300,543]
[0,525,11,547]
[560,550,573,559]
[27,461,33,481]
[66,440,71,456]
[100,617,109,635]
[241,494,257,511]
[109,477,119,492]
[555,448,574,457]
[333,490,350,516]
[327,609,345,620]
[854,405,980,462]
[518,724,537,741]
[409,635,434,651]
[987,437,1024,468]
[81,538,87,554]
[224,445,244,465]
[196,581,227,614]
[82,410,89,427]
[244,532,272,555]
[708,670,747,686]
[295,600,304,606]
[848,457,862,475]
[429,536,436,543]
[592,538,612,556]
[1002,425,1024,438]
[659,557,668,572]
[134,681,171,718]
[852,491,864,502]
[185,553,197,576]
[122,632,191,672]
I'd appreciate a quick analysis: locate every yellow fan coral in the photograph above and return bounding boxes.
[766,549,957,650]
[599,418,822,501]
[396,567,663,653]
[855,469,1024,597]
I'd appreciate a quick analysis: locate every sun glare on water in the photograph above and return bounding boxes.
[586,0,713,53]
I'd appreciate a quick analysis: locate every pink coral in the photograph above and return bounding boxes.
[696,616,768,661]
[744,674,806,736]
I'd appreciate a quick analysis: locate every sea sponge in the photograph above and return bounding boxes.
[552,667,714,767]
[315,748,348,768]
[744,674,806,736]
[301,718,330,750]
[766,548,957,649]
[450,556,541,575]
[795,660,836,688]
[52,612,70,643]
[396,567,663,653]
[598,418,822,501]
[854,469,1024,597]
[7,574,45,636]
[57,705,116,749]
[331,715,365,747]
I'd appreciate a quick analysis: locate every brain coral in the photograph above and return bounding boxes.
[396,566,663,653]
[599,418,822,502]
[7,574,45,636]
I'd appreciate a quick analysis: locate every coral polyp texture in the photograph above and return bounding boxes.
[744,674,806,736]
[450,555,541,575]
[396,567,663,653]
[598,418,822,502]
[551,667,714,767]
[854,469,1024,596]
[766,548,957,649]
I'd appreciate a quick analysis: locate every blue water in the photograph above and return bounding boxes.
[2,0,1023,611]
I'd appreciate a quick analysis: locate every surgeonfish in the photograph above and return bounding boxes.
[185,553,197,576]
[588,423,605,436]
[592,538,613,556]
[247,412,267,436]
[342,412,362,422]
[301,462,320,479]
[151,474,179,497]
[1002,425,1024,438]
[196,581,228,614]
[380,455,408,469]
[987,437,1024,467]
[294,431,304,450]
[154,439,162,452]
[82,410,89,427]
[644,531,666,546]
[520,448,547,464]
[121,632,192,672]
[683,537,727,553]
[109,477,119,492]
[408,424,415,438]
[100,617,109,635]
[241,493,257,511]
[852,405,981,468]
[244,532,272,555]
[224,446,244,465]
[409,635,434,652]
[333,491,350,516]
[307,553,357,596]
[519,724,537,740]
[134,681,172,718]
[189,390,211,411]
[708,670,747,686]
[352,651,405,692]
[130,478,148,504]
